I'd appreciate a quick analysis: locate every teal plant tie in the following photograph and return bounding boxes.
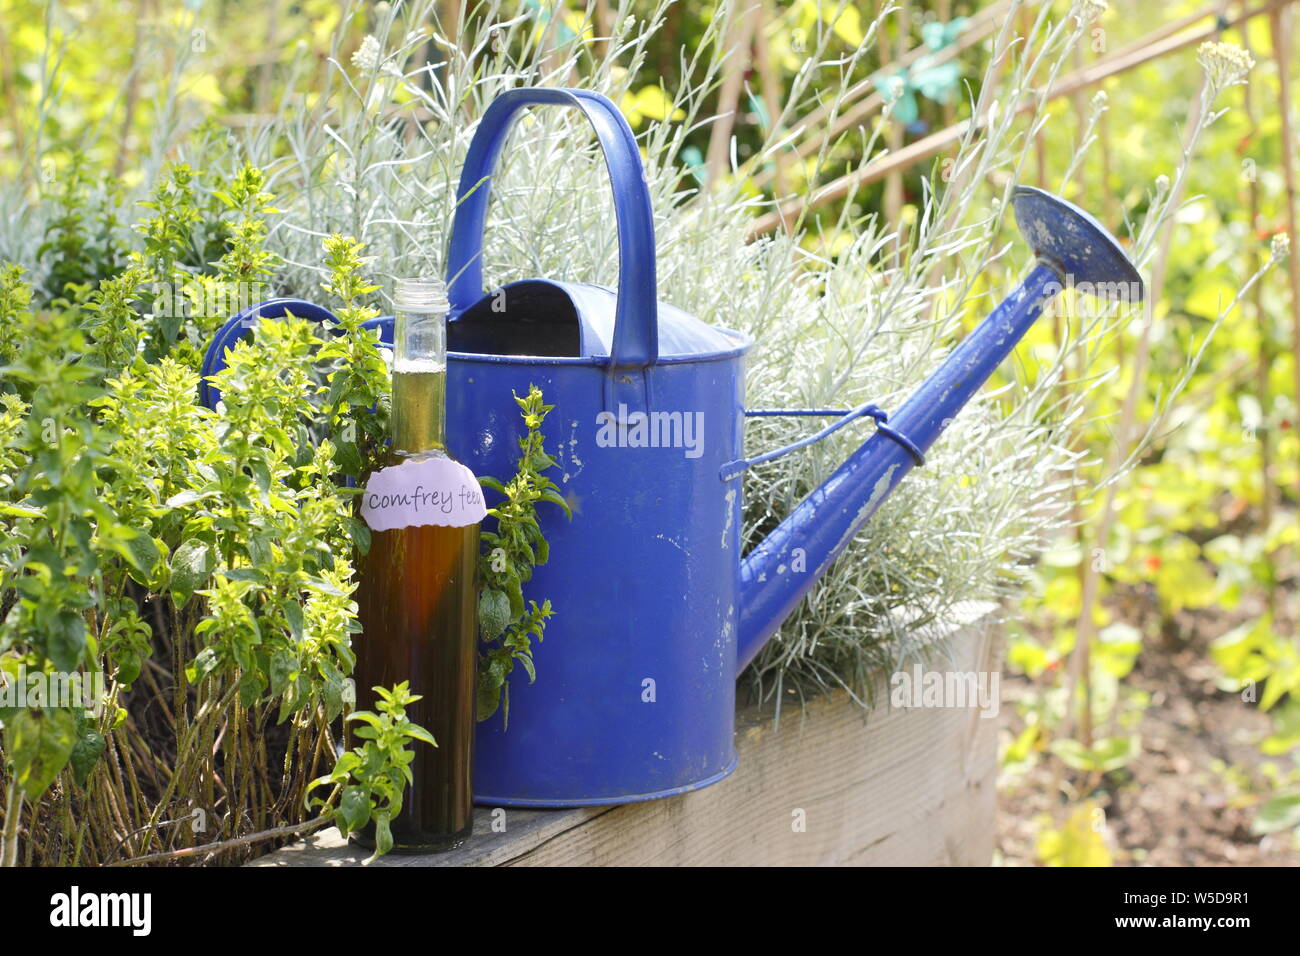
[680,145,707,185]
[922,16,969,52]
[876,17,970,124]
[874,69,918,126]
[746,90,772,134]
[524,0,577,43]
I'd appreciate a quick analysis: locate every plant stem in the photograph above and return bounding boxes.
[1,785,23,868]
[109,815,334,867]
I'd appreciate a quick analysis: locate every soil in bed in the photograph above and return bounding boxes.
[997,592,1300,867]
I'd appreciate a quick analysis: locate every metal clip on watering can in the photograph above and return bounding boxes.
[203,88,1142,807]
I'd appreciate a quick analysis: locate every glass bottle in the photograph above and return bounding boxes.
[353,277,479,852]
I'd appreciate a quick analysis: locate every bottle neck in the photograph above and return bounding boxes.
[391,306,447,455]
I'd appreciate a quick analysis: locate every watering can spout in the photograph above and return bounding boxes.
[735,187,1144,672]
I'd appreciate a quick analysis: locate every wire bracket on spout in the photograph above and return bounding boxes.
[860,406,926,468]
[721,402,925,481]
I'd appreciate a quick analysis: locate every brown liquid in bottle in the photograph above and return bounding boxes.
[353,361,478,853]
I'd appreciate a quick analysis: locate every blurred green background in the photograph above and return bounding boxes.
[1,0,1297,865]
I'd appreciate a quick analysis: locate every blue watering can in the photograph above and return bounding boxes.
[203,88,1142,807]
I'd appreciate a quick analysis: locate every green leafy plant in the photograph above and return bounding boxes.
[317,235,392,483]
[305,681,435,862]
[0,165,396,866]
[36,151,127,306]
[476,386,571,725]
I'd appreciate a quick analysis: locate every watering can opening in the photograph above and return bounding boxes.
[448,277,751,365]
[448,280,583,358]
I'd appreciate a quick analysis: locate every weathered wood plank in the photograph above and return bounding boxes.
[249,804,609,867]
[254,603,1000,866]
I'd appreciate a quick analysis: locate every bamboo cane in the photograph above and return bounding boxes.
[0,14,23,164]
[940,0,957,127]
[706,3,759,185]
[1240,6,1277,615]
[1061,0,1232,749]
[884,0,912,265]
[1,785,23,868]
[1025,3,1048,187]
[1270,5,1300,503]
[594,0,614,58]
[109,815,333,867]
[752,0,790,207]
[748,0,1294,236]
[113,0,150,180]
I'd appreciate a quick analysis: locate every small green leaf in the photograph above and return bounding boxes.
[110,649,143,686]
[334,441,362,476]
[339,785,371,834]
[538,486,572,518]
[323,676,345,722]
[246,533,273,567]
[170,538,214,606]
[348,517,371,555]
[1253,792,1300,835]
[69,727,106,787]
[478,588,511,641]
[249,459,272,495]
[49,611,88,672]
[372,812,393,859]
[476,662,507,723]
[165,489,206,509]
[187,646,221,684]
[239,671,266,707]
[516,651,536,683]
[6,707,78,798]
[405,723,437,748]
[269,647,295,697]
[117,529,161,585]
[282,600,305,643]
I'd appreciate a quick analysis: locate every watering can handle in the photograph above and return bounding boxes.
[445,88,658,369]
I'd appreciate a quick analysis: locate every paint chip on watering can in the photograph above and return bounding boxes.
[563,420,585,484]
[655,533,689,555]
[721,487,737,549]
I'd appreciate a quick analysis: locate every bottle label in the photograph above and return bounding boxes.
[360,456,487,531]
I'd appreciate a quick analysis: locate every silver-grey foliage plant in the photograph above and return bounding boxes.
[2,0,1246,707]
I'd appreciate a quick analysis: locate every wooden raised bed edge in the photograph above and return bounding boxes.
[252,601,1001,867]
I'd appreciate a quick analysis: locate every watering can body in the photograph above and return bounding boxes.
[448,329,750,804]
[443,89,752,803]
[203,87,1143,807]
